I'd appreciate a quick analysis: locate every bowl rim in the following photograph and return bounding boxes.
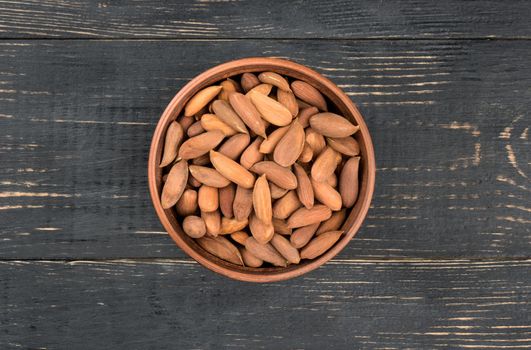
[148,57,375,282]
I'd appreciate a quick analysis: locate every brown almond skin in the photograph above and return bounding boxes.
[277,89,299,117]
[230,231,249,245]
[293,163,314,209]
[233,186,253,221]
[198,185,219,212]
[248,90,292,126]
[269,182,289,199]
[327,136,360,156]
[184,86,222,117]
[191,153,210,166]
[219,184,235,218]
[159,121,184,167]
[187,120,205,137]
[271,234,300,264]
[291,80,328,111]
[327,173,338,188]
[218,79,239,101]
[250,161,298,190]
[340,156,360,208]
[210,150,255,189]
[221,217,248,234]
[300,230,343,260]
[218,133,250,160]
[245,237,287,267]
[176,189,198,216]
[298,142,313,163]
[161,160,189,209]
[287,204,332,228]
[258,71,291,91]
[311,147,339,182]
[200,113,237,136]
[297,106,319,128]
[273,118,305,167]
[296,98,312,109]
[311,178,342,211]
[179,115,195,133]
[241,73,260,93]
[317,209,346,235]
[182,215,206,238]
[188,176,202,188]
[309,113,359,138]
[249,213,274,244]
[253,174,272,224]
[197,236,243,265]
[272,218,292,235]
[259,126,290,154]
[178,130,225,160]
[290,223,320,248]
[211,99,248,134]
[240,137,264,169]
[305,128,326,156]
[240,247,263,267]
[202,210,221,236]
[189,165,230,188]
[273,191,302,220]
[247,83,272,96]
[228,93,267,138]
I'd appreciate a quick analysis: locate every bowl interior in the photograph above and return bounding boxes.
[148,58,375,282]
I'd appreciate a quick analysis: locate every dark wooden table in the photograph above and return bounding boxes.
[1,1,530,349]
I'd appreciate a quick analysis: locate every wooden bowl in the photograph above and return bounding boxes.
[148,57,375,282]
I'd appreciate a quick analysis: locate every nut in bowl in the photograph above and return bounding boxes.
[148,58,375,282]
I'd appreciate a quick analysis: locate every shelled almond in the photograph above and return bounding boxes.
[158,72,361,268]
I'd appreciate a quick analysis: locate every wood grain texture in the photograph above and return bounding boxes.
[0,259,529,349]
[0,0,530,39]
[0,40,529,259]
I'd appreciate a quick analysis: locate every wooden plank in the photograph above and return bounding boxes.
[0,259,529,349]
[0,0,530,39]
[0,40,529,259]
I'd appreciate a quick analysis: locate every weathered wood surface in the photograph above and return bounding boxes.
[0,0,531,39]
[1,259,529,349]
[0,40,529,259]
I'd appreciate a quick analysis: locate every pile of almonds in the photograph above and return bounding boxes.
[159,71,361,268]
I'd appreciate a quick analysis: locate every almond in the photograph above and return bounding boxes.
[305,128,326,156]
[250,161,297,190]
[159,121,184,167]
[249,212,274,244]
[258,71,291,91]
[327,174,338,188]
[218,79,240,101]
[327,136,360,156]
[291,80,328,111]
[178,130,225,160]
[245,237,287,267]
[273,191,301,219]
[252,174,272,224]
[179,115,195,133]
[259,125,290,154]
[202,210,221,236]
[189,165,230,188]
[311,147,339,182]
[211,99,248,134]
[221,217,248,234]
[240,73,260,93]
[218,133,250,160]
[339,156,360,208]
[309,113,359,138]
[191,153,210,166]
[187,120,205,137]
[287,204,332,228]
[316,209,346,235]
[176,188,198,216]
[196,236,243,265]
[300,231,343,260]
[219,184,235,218]
[198,185,219,212]
[210,150,255,189]
[231,231,249,245]
[240,247,263,267]
[188,175,201,188]
[311,178,342,211]
[184,85,222,117]
[290,223,319,248]
[297,142,313,163]
[293,163,314,209]
[277,89,299,117]
[271,234,300,264]
[248,90,292,126]
[161,160,189,209]
[273,118,305,167]
[200,113,237,136]
[297,106,319,128]
[272,218,292,235]
[228,92,267,138]
[296,98,312,109]
[240,137,264,169]
[269,182,289,199]
[182,215,206,238]
[246,83,272,96]
[233,186,253,221]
